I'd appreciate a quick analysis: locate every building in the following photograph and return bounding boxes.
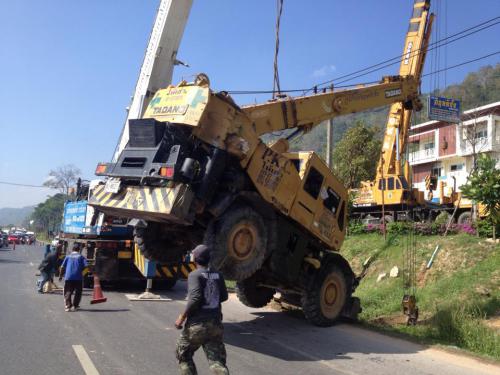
[408,101,500,202]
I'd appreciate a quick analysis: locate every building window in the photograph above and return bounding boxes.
[475,129,487,139]
[424,142,435,150]
[431,167,442,177]
[450,164,464,172]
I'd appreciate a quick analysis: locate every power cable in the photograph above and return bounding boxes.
[313,15,500,89]
[0,181,55,189]
[227,16,500,95]
[422,50,500,77]
[228,51,499,95]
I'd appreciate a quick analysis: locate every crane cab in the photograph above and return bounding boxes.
[284,152,348,251]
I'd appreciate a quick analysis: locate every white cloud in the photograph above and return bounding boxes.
[312,64,336,78]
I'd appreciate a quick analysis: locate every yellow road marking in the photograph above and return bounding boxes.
[72,345,100,375]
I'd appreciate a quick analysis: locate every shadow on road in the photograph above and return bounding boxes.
[77,308,130,313]
[224,310,422,362]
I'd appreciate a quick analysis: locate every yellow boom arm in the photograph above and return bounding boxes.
[241,76,421,138]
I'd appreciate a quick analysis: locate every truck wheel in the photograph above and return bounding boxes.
[302,263,347,326]
[134,223,189,264]
[236,275,275,308]
[205,205,268,281]
[457,211,472,225]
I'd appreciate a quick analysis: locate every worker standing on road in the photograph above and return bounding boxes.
[59,244,88,312]
[175,244,229,375]
[37,244,61,293]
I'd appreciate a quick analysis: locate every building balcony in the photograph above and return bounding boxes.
[409,148,437,165]
[458,137,491,156]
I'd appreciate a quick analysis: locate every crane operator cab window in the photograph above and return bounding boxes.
[387,177,395,190]
[321,186,341,214]
[304,167,324,199]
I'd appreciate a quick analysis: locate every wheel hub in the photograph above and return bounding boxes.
[320,274,342,318]
[228,223,257,261]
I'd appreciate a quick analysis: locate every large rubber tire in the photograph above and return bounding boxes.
[236,275,275,308]
[302,263,347,327]
[204,205,268,281]
[134,222,192,264]
[457,211,472,225]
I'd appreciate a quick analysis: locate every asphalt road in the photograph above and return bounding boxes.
[0,244,498,375]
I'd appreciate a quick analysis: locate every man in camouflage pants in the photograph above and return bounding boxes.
[175,244,229,375]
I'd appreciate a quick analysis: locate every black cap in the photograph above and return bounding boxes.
[191,244,210,266]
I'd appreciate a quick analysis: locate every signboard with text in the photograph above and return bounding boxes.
[62,200,88,235]
[428,96,461,123]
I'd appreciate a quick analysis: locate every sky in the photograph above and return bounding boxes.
[0,0,499,208]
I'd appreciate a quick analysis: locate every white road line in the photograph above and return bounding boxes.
[72,345,100,375]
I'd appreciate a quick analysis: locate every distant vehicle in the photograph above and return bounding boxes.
[25,232,35,245]
[8,234,20,244]
[1,232,8,248]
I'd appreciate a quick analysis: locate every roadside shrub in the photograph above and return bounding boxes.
[475,219,500,238]
[386,221,410,235]
[434,211,451,226]
[365,223,381,233]
[348,221,365,235]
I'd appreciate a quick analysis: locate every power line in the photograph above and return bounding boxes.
[422,50,500,77]
[0,181,55,189]
[329,19,500,87]
[314,15,500,88]
[227,15,500,95]
[229,50,499,95]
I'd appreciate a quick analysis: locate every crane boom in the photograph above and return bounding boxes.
[377,0,433,177]
[242,76,421,138]
[113,0,193,162]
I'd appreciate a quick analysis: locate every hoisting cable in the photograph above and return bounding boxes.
[402,111,419,326]
[272,0,284,98]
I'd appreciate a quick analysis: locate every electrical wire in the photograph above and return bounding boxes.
[313,15,500,89]
[227,16,500,95]
[422,50,500,77]
[0,181,55,189]
[228,51,500,95]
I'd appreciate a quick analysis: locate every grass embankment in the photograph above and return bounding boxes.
[342,233,499,360]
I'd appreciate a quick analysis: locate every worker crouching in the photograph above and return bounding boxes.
[175,244,229,375]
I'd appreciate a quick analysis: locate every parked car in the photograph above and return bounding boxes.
[8,234,20,244]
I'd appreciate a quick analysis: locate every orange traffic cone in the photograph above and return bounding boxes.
[90,275,107,304]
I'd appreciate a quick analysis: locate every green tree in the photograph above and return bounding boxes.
[332,122,381,188]
[30,194,67,235]
[460,154,500,240]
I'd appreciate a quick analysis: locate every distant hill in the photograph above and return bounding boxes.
[0,206,35,227]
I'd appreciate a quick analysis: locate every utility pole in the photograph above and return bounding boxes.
[326,119,333,168]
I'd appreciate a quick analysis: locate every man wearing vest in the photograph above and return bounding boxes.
[175,244,229,375]
[59,243,88,312]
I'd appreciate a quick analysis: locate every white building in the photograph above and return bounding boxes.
[408,101,500,202]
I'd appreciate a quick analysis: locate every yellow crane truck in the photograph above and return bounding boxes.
[89,69,422,326]
[351,1,471,224]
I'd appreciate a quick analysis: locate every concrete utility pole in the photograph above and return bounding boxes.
[326,119,333,168]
